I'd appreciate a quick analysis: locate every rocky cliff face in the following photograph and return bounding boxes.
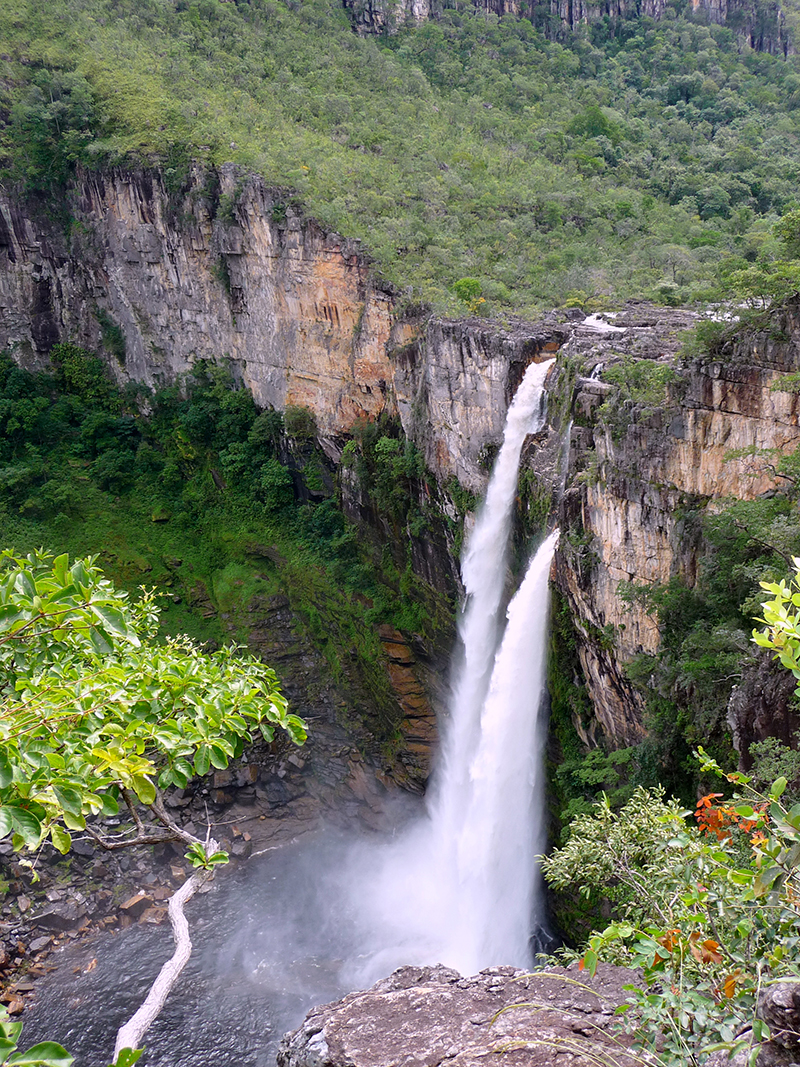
[3,167,799,763]
[0,165,562,495]
[341,0,792,55]
[555,302,800,747]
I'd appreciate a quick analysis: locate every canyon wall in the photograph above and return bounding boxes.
[555,302,800,747]
[3,166,800,762]
[0,165,561,495]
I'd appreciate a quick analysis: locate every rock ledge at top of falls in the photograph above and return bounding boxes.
[277,961,643,1067]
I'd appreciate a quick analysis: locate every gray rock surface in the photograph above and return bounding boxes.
[278,962,643,1067]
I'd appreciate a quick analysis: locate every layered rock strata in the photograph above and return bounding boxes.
[0,167,562,494]
[556,303,800,745]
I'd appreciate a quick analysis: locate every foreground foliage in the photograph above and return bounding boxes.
[0,549,306,1063]
[544,563,800,1064]
[0,1007,72,1067]
[544,760,800,1064]
[0,548,305,853]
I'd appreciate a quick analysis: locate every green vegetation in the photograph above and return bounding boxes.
[0,344,452,744]
[543,753,800,1065]
[609,469,800,803]
[0,549,303,1064]
[545,412,800,1063]
[0,1007,72,1067]
[597,356,682,440]
[0,549,303,853]
[1,0,800,312]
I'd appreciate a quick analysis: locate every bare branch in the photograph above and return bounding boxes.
[83,824,176,851]
[113,852,217,1062]
[123,788,146,835]
[150,792,201,846]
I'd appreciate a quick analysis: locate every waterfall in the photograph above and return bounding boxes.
[428,358,554,847]
[347,358,558,981]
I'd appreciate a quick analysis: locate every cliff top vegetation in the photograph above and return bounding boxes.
[1,0,800,314]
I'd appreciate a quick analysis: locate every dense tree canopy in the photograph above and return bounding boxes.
[1,0,799,312]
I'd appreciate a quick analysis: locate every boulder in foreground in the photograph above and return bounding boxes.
[278,961,643,1067]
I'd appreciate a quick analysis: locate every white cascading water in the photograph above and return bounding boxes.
[348,358,558,982]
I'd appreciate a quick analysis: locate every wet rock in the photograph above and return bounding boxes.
[30,903,87,931]
[278,962,641,1067]
[235,763,259,787]
[119,894,152,919]
[138,907,167,925]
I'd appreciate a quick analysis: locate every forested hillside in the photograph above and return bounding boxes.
[1,0,800,314]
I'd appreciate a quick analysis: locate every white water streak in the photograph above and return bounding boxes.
[429,358,555,838]
[347,360,558,981]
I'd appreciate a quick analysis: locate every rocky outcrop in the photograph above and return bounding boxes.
[706,981,800,1066]
[0,166,563,494]
[556,302,800,746]
[278,962,642,1067]
[341,0,792,53]
[692,0,792,55]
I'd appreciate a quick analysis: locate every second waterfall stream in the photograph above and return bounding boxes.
[348,358,559,981]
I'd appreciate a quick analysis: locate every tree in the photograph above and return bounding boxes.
[0,549,307,1063]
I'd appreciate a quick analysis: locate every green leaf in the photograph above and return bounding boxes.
[194,746,210,777]
[53,787,84,816]
[208,744,228,770]
[110,1051,143,1067]
[50,826,72,855]
[131,775,156,806]
[8,1040,74,1066]
[286,716,308,745]
[52,553,69,587]
[14,572,36,599]
[89,628,113,656]
[0,809,12,839]
[0,750,12,789]
[61,811,86,831]
[90,605,138,645]
[7,807,42,849]
[99,792,119,817]
[771,776,788,799]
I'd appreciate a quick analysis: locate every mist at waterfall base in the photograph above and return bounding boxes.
[343,529,558,985]
[341,357,558,982]
[22,359,558,1065]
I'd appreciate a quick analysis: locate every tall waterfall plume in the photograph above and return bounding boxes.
[347,358,558,981]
